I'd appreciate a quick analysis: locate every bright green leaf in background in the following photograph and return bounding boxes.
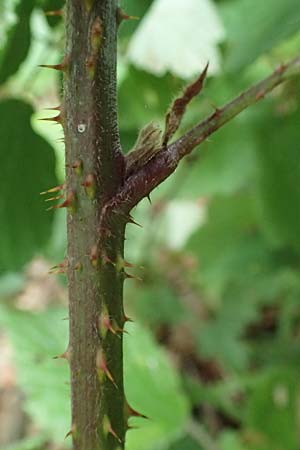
[124,323,189,450]
[221,0,300,72]
[0,0,35,85]
[0,100,57,273]
[255,108,300,248]
[0,306,70,441]
[245,369,300,450]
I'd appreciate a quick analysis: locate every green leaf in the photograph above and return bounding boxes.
[119,0,153,40]
[0,99,57,273]
[40,0,63,28]
[131,282,185,326]
[124,322,189,450]
[4,434,47,450]
[176,119,257,198]
[167,434,203,450]
[218,431,249,450]
[0,306,70,441]
[221,0,300,72]
[255,109,300,248]
[245,368,300,450]
[185,195,284,369]
[0,0,35,85]
[119,66,181,131]
[186,194,258,297]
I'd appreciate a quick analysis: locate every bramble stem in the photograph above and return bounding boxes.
[64,1,126,449]
[115,58,300,212]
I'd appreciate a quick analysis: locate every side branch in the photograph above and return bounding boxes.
[114,57,300,214]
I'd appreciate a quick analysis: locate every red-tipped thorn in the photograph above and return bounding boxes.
[39,56,68,72]
[101,315,117,335]
[64,424,76,440]
[40,184,65,195]
[126,402,149,420]
[45,194,64,202]
[123,260,135,268]
[117,8,139,24]
[96,350,118,388]
[64,430,73,440]
[124,314,134,323]
[128,215,142,227]
[53,347,70,361]
[47,191,76,211]
[45,9,63,17]
[49,260,67,273]
[103,416,122,443]
[44,105,61,111]
[39,114,62,124]
[124,272,143,282]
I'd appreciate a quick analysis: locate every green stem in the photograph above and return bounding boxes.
[64,1,126,449]
[112,58,300,213]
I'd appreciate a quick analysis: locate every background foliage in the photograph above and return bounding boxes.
[0,0,300,449]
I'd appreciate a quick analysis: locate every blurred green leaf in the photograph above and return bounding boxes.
[0,0,35,85]
[218,431,249,450]
[245,368,300,450]
[131,281,185,326]
[177,119,257,198]
[255,109,300,248]
[0,99,57,273]
[4,434,47,450]
[124,322,189,450]
[221,0,300,72]
[119,0,153,41]
[167,434,202,450]
[0,306,70,441]
[186,194,258,297]
[119,66,181,131]
[40,0,63,28]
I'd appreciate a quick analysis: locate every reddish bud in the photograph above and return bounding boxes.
[82,173,96,198]
[74,262,82,272]
[66,159,83,175]
[90,245,99,267]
